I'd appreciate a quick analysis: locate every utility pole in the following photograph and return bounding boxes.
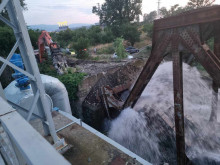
[157,0,161,19]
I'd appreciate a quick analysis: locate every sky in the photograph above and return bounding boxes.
[23,0,220,25]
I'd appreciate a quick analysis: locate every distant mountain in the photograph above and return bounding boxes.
[28,23,92,32]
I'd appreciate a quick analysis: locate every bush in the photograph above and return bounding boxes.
[0,26,15,57]
[143,23,154,39]
[72,37,90,59]
[52,26,116,48]
[207,37,214,51]
[38,59,57,77]
[38,60,86,100]
[57,72,87,100]
[114,38,127,59]
[101,28,115,43]
[97,46,115,55]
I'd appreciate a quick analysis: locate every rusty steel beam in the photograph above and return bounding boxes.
[154,6,220,31]
[179,30,220,85]
[209,23,220,122]
[123,34,172,109]
[111,81,132,94]
[209,81,218,122]
[214,21,220,61]
[172,37,186,165]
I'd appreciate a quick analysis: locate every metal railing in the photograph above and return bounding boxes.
[0,97,70,165]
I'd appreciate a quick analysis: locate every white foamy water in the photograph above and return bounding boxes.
[108,62,220,164]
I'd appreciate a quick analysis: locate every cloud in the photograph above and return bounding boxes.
[24,0,103,24]
[23,0,220,25]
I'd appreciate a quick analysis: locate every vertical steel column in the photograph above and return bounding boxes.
[172,41,186,164]
[214,21,220,60]
[210,21,220,122]
[4,0,58,143]
[123,33,171,109]
[210,81,218,122]
[0,83,6,100]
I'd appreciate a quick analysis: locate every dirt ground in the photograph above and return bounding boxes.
[67,58,134,76]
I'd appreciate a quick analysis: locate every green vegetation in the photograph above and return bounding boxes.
[143,24,154,39]
[0,26,41,57]
[159,0,215,18]
[0,26,15,57]
[92,0,142,29]
[50,26,115,49]
[72,37,90,59]
[57,72,87,100]
[51,24,140,58]
[142,0,216,46]
[38,59,57,76]
[28,29,41,49]
[96,45,115,55]
[38,60,86,101]
[143,11,157,24]
[0,26,41,88]
[114,38,127,59]
[187,0,215,9]
[122,23,141,46]
[47,0,144,57]
[207,37,214,51]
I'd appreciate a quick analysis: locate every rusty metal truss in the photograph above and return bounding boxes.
[122,6,220,165]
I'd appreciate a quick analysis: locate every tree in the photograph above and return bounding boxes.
[122,23,140,46]
[28,29,41,49]
[187,0,215,9]
[92,0,142,27]
[143,11,157,23]
[0,26,15,57]
[0,0,27,26]
[160,4,185,18]
[0,0,26,10]
[55,28,74,47]
[87,26,102,45]
[160,0,216,18]
[101,28,115,43]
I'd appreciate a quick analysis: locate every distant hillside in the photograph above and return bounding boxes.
[28,23,92,32]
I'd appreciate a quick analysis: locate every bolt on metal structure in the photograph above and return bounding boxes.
[0,0,59,144]
[123,6,220,165]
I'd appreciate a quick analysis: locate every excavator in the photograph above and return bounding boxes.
[37,30,68,74]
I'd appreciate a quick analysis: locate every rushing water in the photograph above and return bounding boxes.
[108,62,220,164]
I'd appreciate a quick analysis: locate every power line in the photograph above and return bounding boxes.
[157,0,161,19]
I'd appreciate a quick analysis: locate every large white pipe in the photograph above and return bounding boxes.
[41,74,72,115]
[4,74,72,116]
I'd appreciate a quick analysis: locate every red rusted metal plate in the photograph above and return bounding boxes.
[154,6,220,31]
